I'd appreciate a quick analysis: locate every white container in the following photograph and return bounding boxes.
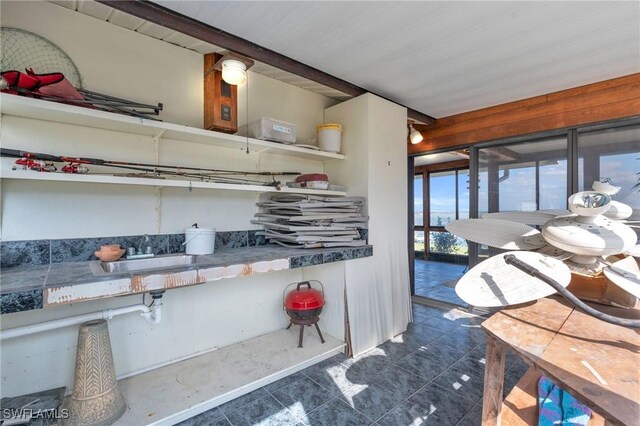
[317,123,342,153]
[306,180,329,190]
[248,116,297,144]
[184,227,216,255]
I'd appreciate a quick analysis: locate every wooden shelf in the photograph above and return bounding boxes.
[0,94,346,161]
[114,327,344,425]
[0,169,348,196]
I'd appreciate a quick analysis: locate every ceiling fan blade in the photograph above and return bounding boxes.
[455,251,571,307]
[603,200,633,221]
[481,210,566,226]
[446,219,547,250]
[625,245,640,258]
[603,257,640,299]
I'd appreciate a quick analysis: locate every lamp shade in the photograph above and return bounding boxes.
[221,59,247,85]
[409,125,423,144]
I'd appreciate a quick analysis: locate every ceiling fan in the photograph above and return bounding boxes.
[445,179,640,328]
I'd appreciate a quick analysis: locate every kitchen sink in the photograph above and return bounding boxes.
[90,254,198,275]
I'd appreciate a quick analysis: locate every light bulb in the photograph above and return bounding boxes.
[409,125,423,144]
[221,59,247,85]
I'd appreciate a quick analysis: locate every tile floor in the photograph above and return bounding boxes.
[414,259,468,306]
[178,303,528,426]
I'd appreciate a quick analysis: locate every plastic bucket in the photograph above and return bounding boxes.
[184,227,216,255]
[317,123,342,153]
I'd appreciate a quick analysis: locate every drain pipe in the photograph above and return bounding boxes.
[1,292,164,341]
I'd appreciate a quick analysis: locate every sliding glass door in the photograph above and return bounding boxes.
[478,137,568,217]
[475,137,568,262]
[577,124,640,220]
[409,118,639,297]
[428,169,469,263]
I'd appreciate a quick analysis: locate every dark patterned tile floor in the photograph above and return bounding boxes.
[178,303,528,426]
[414,260,468,306]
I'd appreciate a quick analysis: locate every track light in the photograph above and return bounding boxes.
[409,124,423,144]
[221,59,247,86]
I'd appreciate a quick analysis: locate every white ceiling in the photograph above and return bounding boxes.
[48,1,352,101]
[154,1,640,118]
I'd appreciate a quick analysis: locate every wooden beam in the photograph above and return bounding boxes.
[409,73,640,154]
[482,146,521,162]
[415,159,469,174]
[97,0,436,125]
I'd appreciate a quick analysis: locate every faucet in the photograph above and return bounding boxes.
[138,234,151,255]
[126,235,155,260]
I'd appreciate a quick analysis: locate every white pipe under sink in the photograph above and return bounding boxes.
[1,302,162,340]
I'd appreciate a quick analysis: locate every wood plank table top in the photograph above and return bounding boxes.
[481,297,640,426]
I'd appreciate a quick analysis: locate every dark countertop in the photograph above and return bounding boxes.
[0,244,373,314]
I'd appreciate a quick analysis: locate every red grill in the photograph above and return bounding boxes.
[283,281,326,348]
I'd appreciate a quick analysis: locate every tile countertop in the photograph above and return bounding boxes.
[0,244,373,314]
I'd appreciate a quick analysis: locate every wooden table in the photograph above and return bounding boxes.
[481,297,640,426]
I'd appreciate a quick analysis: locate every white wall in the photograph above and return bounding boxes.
[325,94,411,356]
[0,1,344,398]
[0,0,338,240]
[237,71,339,142]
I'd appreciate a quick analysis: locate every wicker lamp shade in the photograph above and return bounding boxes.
[62,320,126,426]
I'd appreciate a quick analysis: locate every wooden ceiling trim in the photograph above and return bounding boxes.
[409,73,640,155]
[411,97,640,153]
[418,80,640,140]
[421,73,640,129]
[96,0,436,125]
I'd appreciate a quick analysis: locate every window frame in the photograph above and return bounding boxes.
[413,159,469,261]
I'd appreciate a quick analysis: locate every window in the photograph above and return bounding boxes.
[478,137,568,216]
[458,169,470,220]
[414,175,423,227]
[476,137,568,262]
[577,124,640,218]
[429,170,456,226]
[427,168,470,259]
[414,230,425,255]
[429,231,468,255]
[467,120,639,267]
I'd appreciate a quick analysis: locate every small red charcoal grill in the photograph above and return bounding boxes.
[283,280,326,348]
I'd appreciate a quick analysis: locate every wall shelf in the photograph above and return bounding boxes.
[0,94,346,161]
[1,169,348,196]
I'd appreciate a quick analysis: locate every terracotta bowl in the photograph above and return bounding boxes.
[95,248,125,262]
[100,244,122,252]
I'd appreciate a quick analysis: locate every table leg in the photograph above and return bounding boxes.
[482,334,506,426]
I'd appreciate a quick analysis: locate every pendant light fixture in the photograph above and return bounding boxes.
[408,123,423,144]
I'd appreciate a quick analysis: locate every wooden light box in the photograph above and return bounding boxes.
[204,53,238,133]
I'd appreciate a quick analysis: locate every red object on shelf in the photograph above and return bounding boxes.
[14,157,56,172]
[62,163,89,174]
[296,173,329,184]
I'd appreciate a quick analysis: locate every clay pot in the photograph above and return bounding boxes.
[94,245,125,262]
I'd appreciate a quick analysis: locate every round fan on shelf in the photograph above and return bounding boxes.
[0,27,84,88]
[447,179,640,328]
